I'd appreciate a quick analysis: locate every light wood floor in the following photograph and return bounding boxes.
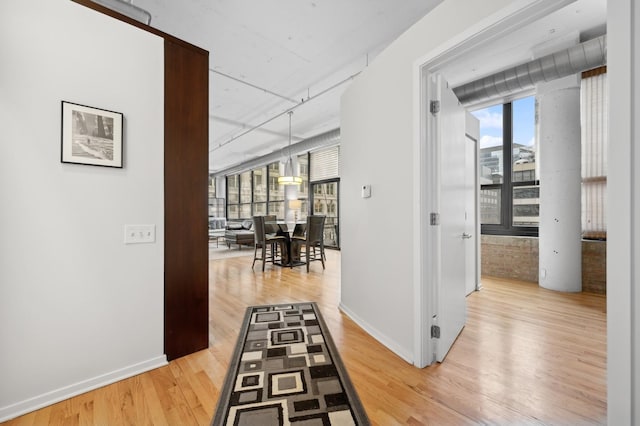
[3,250,606,425]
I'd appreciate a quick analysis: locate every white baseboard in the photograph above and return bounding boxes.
[338,303,414,364]
[0,355,168,422]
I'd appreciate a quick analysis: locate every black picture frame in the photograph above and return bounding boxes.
[61,101,123,168]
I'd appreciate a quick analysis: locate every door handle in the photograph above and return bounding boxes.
[462,233,472,239]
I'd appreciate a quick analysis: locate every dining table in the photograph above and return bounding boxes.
[265,222,305,267]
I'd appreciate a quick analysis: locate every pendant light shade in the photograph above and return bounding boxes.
[278,111,302,185]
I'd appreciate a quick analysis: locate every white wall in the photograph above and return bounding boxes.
[0,0,165,420]
[607,0,639,423]
[339,0,513,362]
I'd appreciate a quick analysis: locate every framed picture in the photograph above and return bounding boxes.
[61,101,123,168]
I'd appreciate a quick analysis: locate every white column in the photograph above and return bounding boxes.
[537,76,582,292]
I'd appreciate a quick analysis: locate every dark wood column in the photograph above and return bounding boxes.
[164,39,209,360]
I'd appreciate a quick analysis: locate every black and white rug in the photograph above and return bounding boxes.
[211,302,370,425]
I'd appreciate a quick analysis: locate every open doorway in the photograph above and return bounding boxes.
[414,0,606,367]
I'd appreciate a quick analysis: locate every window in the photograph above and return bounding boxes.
[208,176,225,218]
[209,175,216,198]
[222,147,335,227]
[311,180,340,248]
[297,154,309,222]
[310,146,339,181]
[253,166,267,218]
[473,96,538,236]
[226,175,240,219]
[239,171,252,219]
[581,67,608,240]
[267,162,285,220]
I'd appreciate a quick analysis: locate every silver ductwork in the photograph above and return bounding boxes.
[90,0,152,25]
[453,35,607,106]
[212,128,341,177]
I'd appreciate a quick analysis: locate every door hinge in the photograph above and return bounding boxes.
[430,100,440,114]
[430,212,440,226]
[431,325,440,339]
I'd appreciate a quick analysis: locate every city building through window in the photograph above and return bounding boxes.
[473,96,539,236]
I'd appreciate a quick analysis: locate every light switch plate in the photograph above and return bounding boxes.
[124,224,156,244]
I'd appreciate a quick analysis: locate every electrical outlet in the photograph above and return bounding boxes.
[124,224,156,244]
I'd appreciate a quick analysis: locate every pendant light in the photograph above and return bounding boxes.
[278,111,302,185]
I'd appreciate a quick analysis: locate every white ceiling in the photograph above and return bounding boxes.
[129,0,606,174]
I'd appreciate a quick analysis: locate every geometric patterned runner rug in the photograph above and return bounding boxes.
[211,302,370,425]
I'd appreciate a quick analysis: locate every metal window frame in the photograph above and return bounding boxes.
[480,102,539,237]
[309,177,341,248]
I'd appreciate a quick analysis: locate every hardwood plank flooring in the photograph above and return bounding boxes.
[2,250,606,425]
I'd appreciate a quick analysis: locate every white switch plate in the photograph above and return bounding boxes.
[124,224,156,244]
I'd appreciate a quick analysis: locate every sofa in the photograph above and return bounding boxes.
[224,220,255,249]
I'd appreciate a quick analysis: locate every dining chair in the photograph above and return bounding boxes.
[252,216,285,271]
[263,215,278,234]
[292,215,326,272]
[292,222,307,237]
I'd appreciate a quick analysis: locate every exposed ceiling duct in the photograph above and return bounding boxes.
[212,128,340,177]
[453,35,606,107]
[90,0,152,25]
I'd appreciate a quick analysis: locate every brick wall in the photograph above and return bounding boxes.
[581,240,606,294]
[480,235,606,294]
[481,235,539,283]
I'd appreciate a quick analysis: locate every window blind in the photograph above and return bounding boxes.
[580,67,607,240]
[310,146,340,181]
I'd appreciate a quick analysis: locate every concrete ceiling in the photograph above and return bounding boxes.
[129,0,605,174]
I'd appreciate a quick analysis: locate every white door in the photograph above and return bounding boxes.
[433,74,468,362]
[464,113,480,296]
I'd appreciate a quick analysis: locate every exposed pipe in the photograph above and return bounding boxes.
[90,0,151,24]
[212,128,340,177]
[210,71,360,152]
[211,69,299,104]
[453,35,607,106]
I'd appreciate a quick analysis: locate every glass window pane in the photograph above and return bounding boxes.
[268,162,284,201]
[513,185,539,227]
[209,197,225,218]
[227,175,239,204]
[297,154,309,221]
[239,204,251,219]
[253,167,267,202]
[209,175,216,198]
[324,217,338,247]
[581,72,608,239]
[512,96,537,182]
[240,171,251,203]
[268,201,285,220]
[582,180,606,239]
[297,154,309,197]
[480,188,501,224]
[473,104,504,184]
[311,181,339,248]
[299,199,308,222]
[253,202,267,217]
[227,204,239,220]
